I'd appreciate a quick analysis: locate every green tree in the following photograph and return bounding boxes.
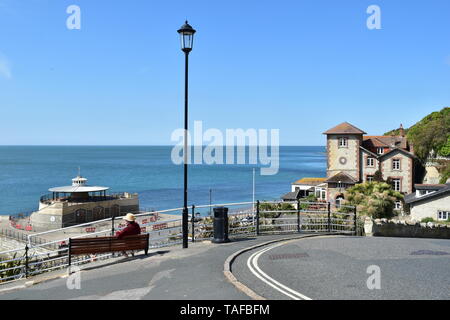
[373,170,384,182]
[438,160,450,184]
[385,107,449,162]
[438,137,450,157]
[344,182,403,219]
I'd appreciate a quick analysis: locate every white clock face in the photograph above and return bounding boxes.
[339,157,347,165]
[50,216,56,222]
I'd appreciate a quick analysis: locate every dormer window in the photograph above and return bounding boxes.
[339,137,348,148]
[377,147,384,155]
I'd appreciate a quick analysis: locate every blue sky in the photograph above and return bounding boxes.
[0,0,449,146]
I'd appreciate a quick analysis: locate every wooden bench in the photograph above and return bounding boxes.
[68,234,149,266]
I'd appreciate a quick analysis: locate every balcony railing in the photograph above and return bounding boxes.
[40,192,136,205]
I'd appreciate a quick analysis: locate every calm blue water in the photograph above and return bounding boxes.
[0,146,326,215]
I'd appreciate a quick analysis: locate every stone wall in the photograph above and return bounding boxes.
[327,134,361,180]
[30,194,139,232]
[364,218,450,239]
[380,150,414,194]
[360,149,379,182]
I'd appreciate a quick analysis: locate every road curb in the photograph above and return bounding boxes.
[223,233,336,300]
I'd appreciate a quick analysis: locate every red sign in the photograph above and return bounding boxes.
[25,226,32,231]
[153,223,167,231]
[85,227,96,233]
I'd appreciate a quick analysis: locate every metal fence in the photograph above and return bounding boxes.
[256,201,356,235]
[188,201,356,241]
[0,201,357,285]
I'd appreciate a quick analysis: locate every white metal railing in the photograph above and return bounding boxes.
[1,200,356,285]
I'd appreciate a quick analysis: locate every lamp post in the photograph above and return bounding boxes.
[178,21,196,249]
[209,188,212,216]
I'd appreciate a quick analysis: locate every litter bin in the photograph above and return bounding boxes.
[212,207,230,243]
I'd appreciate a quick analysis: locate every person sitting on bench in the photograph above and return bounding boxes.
[116,213,141,257]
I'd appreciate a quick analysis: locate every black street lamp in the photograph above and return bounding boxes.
[178,21,196,249]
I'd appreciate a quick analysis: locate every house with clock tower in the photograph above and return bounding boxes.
[323,122,416,205]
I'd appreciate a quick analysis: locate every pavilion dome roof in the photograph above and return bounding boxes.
[49,176,109,193]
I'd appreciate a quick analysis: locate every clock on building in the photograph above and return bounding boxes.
[339,157,347,165]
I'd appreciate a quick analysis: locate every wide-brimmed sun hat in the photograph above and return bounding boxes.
[123,213,136,222]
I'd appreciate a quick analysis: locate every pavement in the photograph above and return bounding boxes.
[233,236,450,300]
[0,234,449,300]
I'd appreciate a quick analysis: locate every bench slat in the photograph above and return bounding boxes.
[68,234,149,261]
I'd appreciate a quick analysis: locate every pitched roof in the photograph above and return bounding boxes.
[292,178,327,186]
[378,147,416,159]
[323,122,367,135]
[405,184,450,205]
[325,172,358,184]
[359,146,379,158]
[414,184,447,191]
[282,190,301,201]
[363,136,408,150]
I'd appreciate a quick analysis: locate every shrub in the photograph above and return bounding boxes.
[345,182,403,219]
[421,217,434,223]
[0,253,24,281]
[259,202,294,218]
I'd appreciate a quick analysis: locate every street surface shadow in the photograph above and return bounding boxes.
[80,250,170,271]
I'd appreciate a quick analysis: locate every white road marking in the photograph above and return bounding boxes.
[247,242,312,300]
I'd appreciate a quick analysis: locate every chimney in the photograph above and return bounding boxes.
[399,124,405,137]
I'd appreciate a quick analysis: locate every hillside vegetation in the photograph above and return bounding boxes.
[385,107,449,161]
[385,107,450,183]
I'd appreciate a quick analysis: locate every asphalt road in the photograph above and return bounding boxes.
[232,236,450,300]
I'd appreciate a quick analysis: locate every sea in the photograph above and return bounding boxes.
[0,146,326,216]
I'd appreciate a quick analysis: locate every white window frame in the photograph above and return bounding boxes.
[438,211,449,221]
[377,147,384,155]
[393,159,401,170]
[339,137,348,148]
[337,182,345,189]
[393,179,401,192]
[367,175,374,182]
[394,201,402,210]
[366,157,375,167]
